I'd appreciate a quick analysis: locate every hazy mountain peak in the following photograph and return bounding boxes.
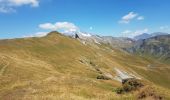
[134,32,169,40]
[133,33,150,40]
[151,32,169,36]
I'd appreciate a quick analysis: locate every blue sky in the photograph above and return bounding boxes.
[0,0,170,39]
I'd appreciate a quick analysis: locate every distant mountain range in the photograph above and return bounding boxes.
[126,34,170,64]
[134,32,169,40]
[62,31,135,48]
[68,31,170,64]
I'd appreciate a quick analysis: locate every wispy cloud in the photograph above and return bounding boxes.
[0,0,39,13]
[160,25,169,30]
[39,22,79,33]
[119,12,138,24]
[0,6,15,13]
[25,22,80,38]
[137,16,144,20]
[23,32,48,37]
[119,12,144,24]
[121,30,131,34]
[133,28,148,36]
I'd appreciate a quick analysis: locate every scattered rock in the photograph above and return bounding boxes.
[75,33,79,39]
[96,75,110,80]
[95,68,103,74]
[89,61,96,67]
[79,59,84,63]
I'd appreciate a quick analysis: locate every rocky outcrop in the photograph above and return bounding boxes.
[114,68,141,82]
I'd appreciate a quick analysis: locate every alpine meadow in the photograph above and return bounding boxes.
[0,0,170,100]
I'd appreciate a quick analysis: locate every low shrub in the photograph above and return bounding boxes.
[137,86,163,100]
[115,78,144,94]
[115,87,124,94]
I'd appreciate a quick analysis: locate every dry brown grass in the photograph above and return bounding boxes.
[0,32,170,99]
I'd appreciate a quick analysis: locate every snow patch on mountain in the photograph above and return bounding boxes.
[80,32,92,37]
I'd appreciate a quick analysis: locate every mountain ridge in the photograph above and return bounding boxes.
[0,31,170,99]
[134,32,169,40]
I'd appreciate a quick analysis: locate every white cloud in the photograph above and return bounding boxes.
[133,28,148,36]
[119,12,138,24]
[137,16,144,20]
[0,6,15,13]
[23,32,48,37]
[39,22,79,33]
[121,28,148,37]
[9,0,39,7]
[122,30,131,34]
[25,22,79,38]
[39,23,56,30]
[0,0,39,13]
[119,12,144,24]
[33,32,48,37]
[160,26,169,30]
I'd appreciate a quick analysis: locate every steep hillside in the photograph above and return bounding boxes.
[101,36,134,48]
[126,35,170,64]
[0,31,170,100]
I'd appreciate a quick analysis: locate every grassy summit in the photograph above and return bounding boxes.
[0,31,170,100]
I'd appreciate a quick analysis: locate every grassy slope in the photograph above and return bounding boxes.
[0,32,170,100]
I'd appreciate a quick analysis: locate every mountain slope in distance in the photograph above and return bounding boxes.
[134,32,169,40]
[126,34,170,64]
